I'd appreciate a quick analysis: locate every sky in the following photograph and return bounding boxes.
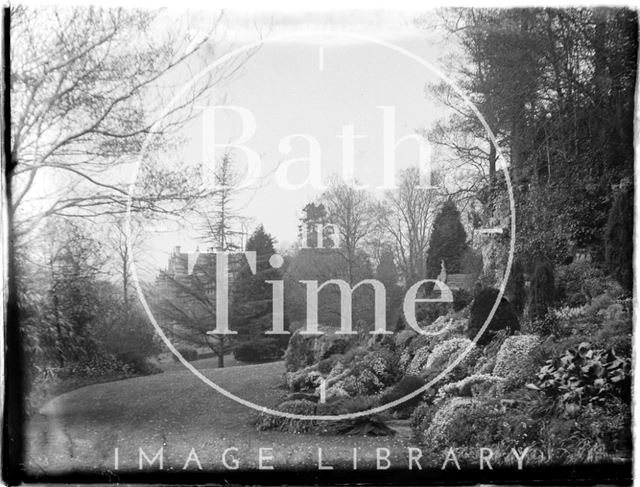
[140,9,461,270]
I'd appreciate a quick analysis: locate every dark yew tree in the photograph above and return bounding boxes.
[426,200,469,280]
[231,225,289,360]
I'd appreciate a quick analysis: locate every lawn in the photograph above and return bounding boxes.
[25,360,410,476]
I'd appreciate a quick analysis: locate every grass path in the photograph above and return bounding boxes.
[25,361,410,475]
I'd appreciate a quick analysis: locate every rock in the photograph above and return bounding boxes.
[313,328,354,362]
[395,329,417,348]
[438,373,506,399]
[284,329,316,372]
[493,334,541,385]
[284,326,354,372]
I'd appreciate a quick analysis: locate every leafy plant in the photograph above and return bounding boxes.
[318,396,395,436]
[527,342,631,414]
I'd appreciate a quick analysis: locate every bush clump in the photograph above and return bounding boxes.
[255,399,317,433]
[421,337,477,384]
[379,375,426,411]
[175,348,198,362]
[493,335,541,387]
[467,288,519,345]
[234,339,282,363]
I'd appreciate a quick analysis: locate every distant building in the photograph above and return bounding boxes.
[155,246,244,298]
[436,260,476,292]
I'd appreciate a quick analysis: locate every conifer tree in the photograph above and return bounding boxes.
[426,200,469,280]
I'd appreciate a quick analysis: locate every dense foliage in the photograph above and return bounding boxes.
[605,186,633,291]
[467,288,520,345]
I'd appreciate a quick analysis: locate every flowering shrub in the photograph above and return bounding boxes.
[493,335,541,386]
[398,350,413,373]
[285,366,322,392]
[523,312,563,337]
[422,337,477,382]
[421,397,475,447]
[406,346,431,376]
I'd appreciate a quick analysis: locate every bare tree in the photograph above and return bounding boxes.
[320,179,376,285]
[103,217,148,318]
[9,6,251,237]
[378,167,442,287]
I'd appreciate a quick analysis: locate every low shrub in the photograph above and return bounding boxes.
[410,402,437,441]
[523,312,563,337]
[234,339,282,363]
[115,351,162,375]
[174,348,198,362]
[255,399,317,433]
[556,261,626,305]
[285,366,322,392]
[378,375,426,411]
